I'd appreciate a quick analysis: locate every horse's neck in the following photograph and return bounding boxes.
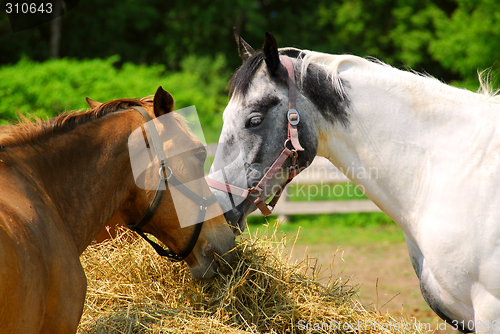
[14,112,138,253]
[317,73,500,237]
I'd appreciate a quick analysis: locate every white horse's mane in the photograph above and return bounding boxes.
[299,51,500,103]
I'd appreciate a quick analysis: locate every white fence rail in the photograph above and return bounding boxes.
[206,144,381,217]
[249,156,381,217]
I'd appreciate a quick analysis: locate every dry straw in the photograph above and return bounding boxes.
[78,225,425,334]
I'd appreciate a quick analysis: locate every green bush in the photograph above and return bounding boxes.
[0,55,230,143]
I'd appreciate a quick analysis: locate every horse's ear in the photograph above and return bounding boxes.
[233,27,255,62]
[85,97,102,109]
[263,32,280,77]
[153,86,174,117]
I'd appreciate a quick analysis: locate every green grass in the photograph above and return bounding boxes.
[245,182,404,247]
[246,216,405,247]
[247,212,394,228]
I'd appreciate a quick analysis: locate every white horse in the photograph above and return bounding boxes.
[209,32,500,333]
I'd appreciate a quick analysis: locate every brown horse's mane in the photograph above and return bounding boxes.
[0,97,153,148]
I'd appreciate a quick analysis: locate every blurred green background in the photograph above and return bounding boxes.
[1,0,500,143]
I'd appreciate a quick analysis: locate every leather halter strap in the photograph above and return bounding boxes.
[126,106,215,262]
[206,55,304,216]
[281,55,304,152]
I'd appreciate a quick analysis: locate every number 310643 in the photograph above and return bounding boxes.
[6,3,53,14]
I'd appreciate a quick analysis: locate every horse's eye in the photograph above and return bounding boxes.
[196,151,207,163]
[248,116,262,127]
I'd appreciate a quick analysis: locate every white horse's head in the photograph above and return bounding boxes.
[210,32,350,232]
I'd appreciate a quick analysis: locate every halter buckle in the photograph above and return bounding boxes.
[249,186,263,197]
[287,109,300,126]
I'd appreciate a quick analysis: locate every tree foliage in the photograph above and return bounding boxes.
[0,55,229,142]
[1,0,498,77]
[1,0,499,124]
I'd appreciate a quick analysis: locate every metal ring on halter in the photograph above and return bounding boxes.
[287,109,300,126]
[159,165,173,180]
[284,139,296,151]
[284,139,291,149]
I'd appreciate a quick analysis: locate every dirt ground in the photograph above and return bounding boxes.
[286,241,460,333]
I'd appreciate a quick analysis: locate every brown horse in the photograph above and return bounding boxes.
[0,87,236,334]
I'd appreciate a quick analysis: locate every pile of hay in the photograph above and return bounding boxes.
[78,225,425,334]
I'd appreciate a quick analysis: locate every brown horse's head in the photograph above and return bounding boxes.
[117,87,236,279]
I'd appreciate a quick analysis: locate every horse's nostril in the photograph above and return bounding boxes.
[212,250,222,268]
[212,250,233,275]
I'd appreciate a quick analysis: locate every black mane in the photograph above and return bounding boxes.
[229,51,266,98]
[229,48,305,98]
